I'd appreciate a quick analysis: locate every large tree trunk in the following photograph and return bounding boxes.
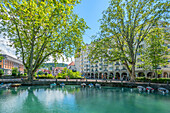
[27,71,33,83]
[131,63,136,82]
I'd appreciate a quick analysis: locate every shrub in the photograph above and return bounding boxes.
[12,67,18,76]
[56,67,81,79]
[35,74,54,79]
[24,73,27,76]
[37,71,44,75]
[0,69,4,76]
[136,77,170,83]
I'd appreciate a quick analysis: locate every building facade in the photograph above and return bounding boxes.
[0,54,24,75]
[75,42,170,80]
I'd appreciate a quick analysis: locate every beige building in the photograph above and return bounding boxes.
[0,54,24,75]
[75,42,170,80]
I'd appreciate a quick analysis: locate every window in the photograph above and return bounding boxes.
[109,67,113,70]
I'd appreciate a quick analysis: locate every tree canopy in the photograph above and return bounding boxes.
[139,27,169,78]
[0,0,88,81]
[89,0,169,81]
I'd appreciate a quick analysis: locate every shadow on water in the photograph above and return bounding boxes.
[20,87,48,113]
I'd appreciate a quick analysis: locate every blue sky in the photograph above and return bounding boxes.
[74,0,110,44]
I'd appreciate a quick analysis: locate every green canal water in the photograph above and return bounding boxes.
[0,86,170,113]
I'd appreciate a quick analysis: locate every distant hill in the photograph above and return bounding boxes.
[39,63,68,70]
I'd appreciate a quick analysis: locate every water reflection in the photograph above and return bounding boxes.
[0,86,170,113]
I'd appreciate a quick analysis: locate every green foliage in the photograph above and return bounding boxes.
[139,28,169,78]
[56,67,81,79]
[135,77,170,83]
[24,73,27,76]
[0,0,88,81]
[37,71,44,75]
[35,74,54,79]
[12,67,18,76]
[0,50,4,61]
[0,69,4,76]
[89,0,169,81]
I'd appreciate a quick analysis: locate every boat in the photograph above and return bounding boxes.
[0,83,12,89]
[146,87,154,93]
[0,83,6,89]
[158,87,169,94]
[95,83,101,88]
[6,83,11,88]
[81,83,86,87]
[137,86,146,92]
[88,83,94,88]
[60,83,65,87]
[11,84,21,87]
[50,83,56,88]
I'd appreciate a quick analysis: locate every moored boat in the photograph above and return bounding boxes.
[146,87,154,93]
[81,83,86,87]
[158,87,169,94]
[88,83,94,88]
[50,83,56,88]
[60,83,65,87]
[137,86,146,92]
[95,83,101,88]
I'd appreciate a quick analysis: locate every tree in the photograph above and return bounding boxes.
[12,67,18,76]
[0,0,88,82]
[0,69,4,76]
[0,50,4,61]
[139,28,169,78]
[89,0,169,81]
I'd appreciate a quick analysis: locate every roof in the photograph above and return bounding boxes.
[54,67,65,70]
[68,61,75,66]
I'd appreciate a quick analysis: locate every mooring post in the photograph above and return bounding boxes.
[167,81,169,89]
[121,80,123,86]
[56,78,57,85]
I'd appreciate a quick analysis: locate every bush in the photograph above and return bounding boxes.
[12,67,18,76]
[135,77,170,83]
[24,73,27,76]
[35,74,54,79]
[37,71,44,75]
[56,67,81,79]
[0,69,4,76]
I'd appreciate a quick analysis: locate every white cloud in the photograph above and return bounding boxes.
[46,55,75,64]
